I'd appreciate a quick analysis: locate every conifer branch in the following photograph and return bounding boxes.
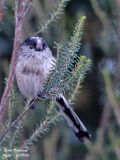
[22,109,63,150]
[9,121,22,148]
[34,0,70,34]
[43,16,91,98]
[0,98,37,146]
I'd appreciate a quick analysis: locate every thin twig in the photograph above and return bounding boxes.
[34,0,70,34]
[90,0,108,25]
[0,0,30,125]
[69,79,81,103]
[85,101,111,160]
[0,0,5,22]
[22,110,62,150]
[108,126,120,160]
[103,70,120,126]
[9,121,22,148]
[0,98,37,146]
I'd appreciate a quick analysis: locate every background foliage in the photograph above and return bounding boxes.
[0,0,120,160]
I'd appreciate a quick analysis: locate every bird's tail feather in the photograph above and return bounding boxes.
[56,94,92,142]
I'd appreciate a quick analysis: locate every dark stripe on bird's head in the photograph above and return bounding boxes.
[21,37,47,52]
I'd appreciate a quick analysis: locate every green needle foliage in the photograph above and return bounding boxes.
[43,16,92,98]
[22,109,63,150]
[35,0,70,34]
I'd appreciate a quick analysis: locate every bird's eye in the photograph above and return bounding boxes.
[30,44,34,49]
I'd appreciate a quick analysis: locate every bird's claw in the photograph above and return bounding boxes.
[37,91,45,99]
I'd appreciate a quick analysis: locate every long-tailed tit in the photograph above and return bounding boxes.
[15,36,91,142]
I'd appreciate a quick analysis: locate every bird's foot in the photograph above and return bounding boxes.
[37,91,45,99]
[28,99,36,110]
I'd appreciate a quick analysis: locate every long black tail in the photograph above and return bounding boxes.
[56,94,92,142]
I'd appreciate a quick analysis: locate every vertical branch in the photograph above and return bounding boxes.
[90,0,108,25]
[103,70,120,126]
[0,0,30,124]
[0,0,5,22]
[85,102,111,160]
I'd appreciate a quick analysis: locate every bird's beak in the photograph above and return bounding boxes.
[36,39,43,51]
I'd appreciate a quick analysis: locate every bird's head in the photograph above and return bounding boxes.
[22,36,48,52]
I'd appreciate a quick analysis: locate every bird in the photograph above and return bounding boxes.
[15,36,91,142]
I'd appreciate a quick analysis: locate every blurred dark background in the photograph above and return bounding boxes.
[0,0,120,160]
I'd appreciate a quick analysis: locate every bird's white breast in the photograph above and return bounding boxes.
[16,52,55,99]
